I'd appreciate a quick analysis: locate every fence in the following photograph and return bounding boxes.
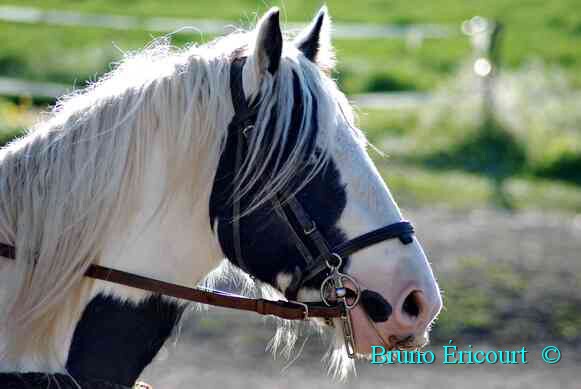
[0,5,498,109]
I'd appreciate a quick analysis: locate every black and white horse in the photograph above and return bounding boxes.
[0,7,442,387]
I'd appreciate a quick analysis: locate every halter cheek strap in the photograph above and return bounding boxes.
[226,56,257,275]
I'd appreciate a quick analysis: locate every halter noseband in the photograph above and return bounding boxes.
[227,57,415,357]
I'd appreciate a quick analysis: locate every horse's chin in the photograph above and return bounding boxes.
[348,304,430,357]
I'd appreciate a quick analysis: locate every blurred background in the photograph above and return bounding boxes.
[1,1,580,387]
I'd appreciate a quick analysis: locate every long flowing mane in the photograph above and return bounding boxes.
[0,26,356,373]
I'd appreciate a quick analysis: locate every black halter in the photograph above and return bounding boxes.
[227,57,415,356]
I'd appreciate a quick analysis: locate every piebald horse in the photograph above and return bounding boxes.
[0,7,442,388]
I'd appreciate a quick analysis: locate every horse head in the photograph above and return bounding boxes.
[210,7,442,367]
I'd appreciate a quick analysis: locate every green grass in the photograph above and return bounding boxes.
[0,22,177,86]
[378,162,581,213]
[1,0,581,93]
[0,0,580,207]
[360,63,581,189]
[0,98,33,143]
[0,21,465,95]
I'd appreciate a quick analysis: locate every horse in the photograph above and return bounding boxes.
[0,6,442,388]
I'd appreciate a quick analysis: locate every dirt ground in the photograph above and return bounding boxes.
[142,312,579,388]
[140,206,581,389]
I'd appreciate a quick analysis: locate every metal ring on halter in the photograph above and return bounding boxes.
[320,273,361,309]
[303,221,317,235]
[325,253,343,269]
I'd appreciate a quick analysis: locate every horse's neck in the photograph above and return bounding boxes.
[97,143,224,289]
[0,143,225,382]
[64,147,222,384]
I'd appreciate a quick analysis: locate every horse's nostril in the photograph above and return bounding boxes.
[402,290,421,319]
[361,289,392,322]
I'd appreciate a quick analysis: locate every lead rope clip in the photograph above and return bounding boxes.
[320,254,361,359]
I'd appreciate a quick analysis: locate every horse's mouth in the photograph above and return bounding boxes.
[355,335,429,360]
[387,334,427,351]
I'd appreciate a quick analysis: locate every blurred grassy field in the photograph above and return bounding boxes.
[2,0,581,208]
[1,0,581,93]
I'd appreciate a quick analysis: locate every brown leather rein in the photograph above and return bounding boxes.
[0,242,341,320]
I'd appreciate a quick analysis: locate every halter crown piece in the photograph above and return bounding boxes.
[0,57,416,359]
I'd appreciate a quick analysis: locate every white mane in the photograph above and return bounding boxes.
[0,27,356,376]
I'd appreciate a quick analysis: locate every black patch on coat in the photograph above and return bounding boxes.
[66,294,183,387]
[209,69,349,292]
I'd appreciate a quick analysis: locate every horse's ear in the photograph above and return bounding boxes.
[294,6,335,71]
[251,8,283,75]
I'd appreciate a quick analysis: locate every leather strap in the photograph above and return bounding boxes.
[83,264,344,319]
[228,56,256,275]
[0,243,342,319]
[272,194,315,263]
[334,221,414,258]
[299,221,415,287]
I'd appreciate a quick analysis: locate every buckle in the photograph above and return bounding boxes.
[303,221,317,235]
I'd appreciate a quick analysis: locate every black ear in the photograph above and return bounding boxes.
[294,6,334,69]
[297,10,325,61]
[253,8,283,75]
